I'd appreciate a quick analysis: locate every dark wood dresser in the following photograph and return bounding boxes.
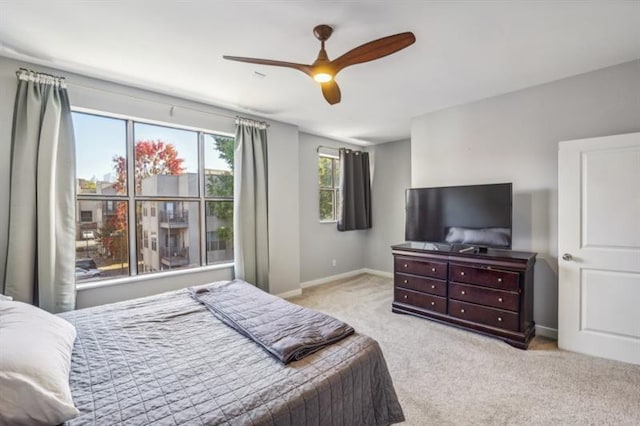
[391,242,536,349]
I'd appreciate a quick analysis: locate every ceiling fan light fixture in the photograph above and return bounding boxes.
[313,72,333,83]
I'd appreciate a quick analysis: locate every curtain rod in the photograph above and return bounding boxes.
[316,145,365,153]
[236,116,270,129]
[16,68,67,87]
[63,78,271,126]
[316,145,340,152]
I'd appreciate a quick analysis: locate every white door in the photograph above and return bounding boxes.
[558,132,640,364]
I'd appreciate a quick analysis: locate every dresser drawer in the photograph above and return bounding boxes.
[449,263,519,291]
[395,256,447,280]
[449,282,519,311]
[449,300,519,332]
[395,287,447,314]
[395,273,447,297]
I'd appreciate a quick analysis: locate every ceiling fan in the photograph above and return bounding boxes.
[223,25,416,105]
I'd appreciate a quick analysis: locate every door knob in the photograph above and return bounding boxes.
[562,253,573,261]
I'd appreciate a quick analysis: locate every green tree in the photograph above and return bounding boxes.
[206,136,235,248]
[319,156,337,220]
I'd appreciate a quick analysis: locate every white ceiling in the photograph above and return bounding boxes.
[1,1,638,145]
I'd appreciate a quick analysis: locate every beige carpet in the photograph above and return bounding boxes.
[289,274,640,426]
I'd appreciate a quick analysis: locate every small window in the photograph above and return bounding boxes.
[143,231,149,248]
[80,210,93,222]
[151,236,157,251]
[319,154,339,222]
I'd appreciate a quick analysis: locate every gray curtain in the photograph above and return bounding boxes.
[338,148,372,231]
[233,118,269,292]
[3,69,76,313]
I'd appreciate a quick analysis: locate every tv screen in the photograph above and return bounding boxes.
[405,183,512,248]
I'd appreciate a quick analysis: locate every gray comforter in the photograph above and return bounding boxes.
[60,285,405,425]
[190,280,354,363]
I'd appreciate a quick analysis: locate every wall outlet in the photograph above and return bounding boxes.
[332,259,337,267]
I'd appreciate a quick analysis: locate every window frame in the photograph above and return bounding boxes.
[318,153,340,223]
[72,108,235,284]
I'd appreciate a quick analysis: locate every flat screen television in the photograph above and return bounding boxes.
[405,183,512,249]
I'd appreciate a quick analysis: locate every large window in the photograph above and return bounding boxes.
[73,111,234,283]
[319,154,340,221]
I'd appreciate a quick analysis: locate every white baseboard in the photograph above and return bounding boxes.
[280,269,386,298]
[300,268,370,289]
[299,268,393,291]
[536,325,558,340]
[362,268,393,279]
[276,288,302,299]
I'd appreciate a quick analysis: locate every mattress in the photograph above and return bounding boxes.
[59,287,404,425]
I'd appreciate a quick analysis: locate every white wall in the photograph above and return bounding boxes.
[0,56,301,306]
[298,133,368,283]
[411,60,640,330]
[365,139,411,273]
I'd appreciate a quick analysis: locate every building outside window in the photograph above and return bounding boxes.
[318,153,340,222]
[72,111,234,283]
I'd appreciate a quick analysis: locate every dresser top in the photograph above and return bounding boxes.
[391,242,537,263]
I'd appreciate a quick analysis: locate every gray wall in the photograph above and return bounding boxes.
[365,139,411,273]
[3,53,638,320]
[0,56,301,306]
[410,60,640,330]
[298,133,368,283]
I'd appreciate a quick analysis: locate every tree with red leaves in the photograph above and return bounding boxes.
[113,140,185,194]
[102,140,185,261]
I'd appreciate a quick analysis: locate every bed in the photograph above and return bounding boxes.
[56,283,405,425]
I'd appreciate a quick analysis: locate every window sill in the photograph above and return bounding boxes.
[76,262,234,291]
[319,220,338,224]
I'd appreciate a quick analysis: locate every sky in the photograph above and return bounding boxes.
[73,112,231,183]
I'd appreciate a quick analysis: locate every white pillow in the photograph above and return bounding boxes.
[463,227,511,247]
[0,293,12,301]
[445,226,467,244]
[0,301,79,425]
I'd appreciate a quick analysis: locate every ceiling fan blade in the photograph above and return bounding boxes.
[223,56,312,76]
[331,32,416,74]
[321,81,341,105]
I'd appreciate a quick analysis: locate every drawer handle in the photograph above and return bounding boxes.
[404,264,408,268]
[497,317,503,322]
[403,279,408,284]
[498,297,503,302]
[461,290,466,295]
[431,267,436,272]
[498,278,503,283]
[403,295,408,299]
[460,308,465,313]
[431,285,435,289]
[431,301,435,306]
[460,271,465,276]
